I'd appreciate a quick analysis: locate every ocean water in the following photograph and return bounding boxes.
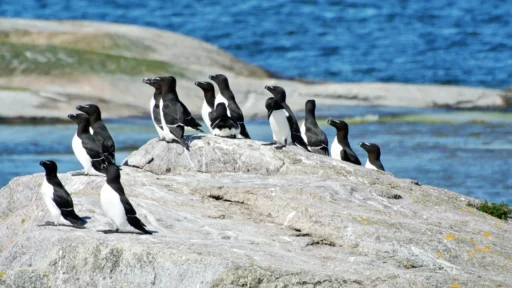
[1,107,511,205]
[1,0,512,88]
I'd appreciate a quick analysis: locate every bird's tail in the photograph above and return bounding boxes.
[238,123,251,139]
[127,215,152,235]
[61,209,86,227]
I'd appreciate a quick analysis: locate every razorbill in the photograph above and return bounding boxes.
[194,81,216,133]
[209,103,240,138]
[101,164,152,234]
[39,160,85,228]
[359,142,385,171]
[76,104,116,163]
[263,85,310,151]
[208,74,251,139]
[327,119,361,165]
[152,76,190,150]
[300,100,329,155]
[68,113,114,175]
[143,77,165,139]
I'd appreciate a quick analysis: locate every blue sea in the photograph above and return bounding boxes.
[1,0,512,88]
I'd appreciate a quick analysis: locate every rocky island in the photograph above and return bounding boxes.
[0,136,511,287]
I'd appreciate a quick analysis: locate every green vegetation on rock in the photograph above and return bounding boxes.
[0,41,184,77]
[0,31,155,57]
[467,201,512,220]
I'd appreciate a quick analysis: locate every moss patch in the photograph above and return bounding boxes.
[0,271,5,279]
[467,201,512,220]
[0,85,29,91]
[0,31,155,56]
[0,41,184,77]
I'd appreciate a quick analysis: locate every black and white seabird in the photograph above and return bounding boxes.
[359,142,385,171]
[151,76,190,150]
[76,104,116,163]
[209,103,240,138]
[101,164,152,234]
[39,160,85,228]
[68,113,114,175]
[143,77,165,139]
[194,81,216,134]
[208,74,251,139]
[327,119,361,165]
[300,100,329,155]
[263,85,310,151]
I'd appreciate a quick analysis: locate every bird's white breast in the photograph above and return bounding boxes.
[202,101,213,133]
[101,183,129,230]
[300,121,307,144]
[40,177,67,224]
[269,110,291,144]
[330,137,343,160]
[150,97,164,138]
[72,133,93,174]
[365,159,378,170]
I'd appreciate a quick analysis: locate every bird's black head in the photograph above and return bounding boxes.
[68,113,91,126]
[359,142,381,155]
[105,164,121,183]
[208,74,230,89]
[194,81,215,93]
[76,104,101,120]
[195,81,216,108]
[305,99,316,113]
[215,102,229,116]
[152,76,177,93]
[142,77,162,89]
[264,85,287,102]
[39,160,58,174]
[327,119,349,135]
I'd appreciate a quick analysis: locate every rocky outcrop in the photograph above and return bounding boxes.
[0,18,506,122]
[0,136,511,287]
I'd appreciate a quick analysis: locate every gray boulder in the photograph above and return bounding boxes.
[0,136,511,287]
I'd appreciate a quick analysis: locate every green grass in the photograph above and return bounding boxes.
[466,201,512,220]
[0,31,155,56]
[0,41,184,77]
[0,85,29,92]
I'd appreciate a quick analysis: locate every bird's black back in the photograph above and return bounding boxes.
[338,139,361,165]
[209,104,239,131]
[46,174,83,225]
[107,173,151,234]
[281,102,310,151]
[79,133,112,173]
[178,99,203,132]
[91,120,116,162]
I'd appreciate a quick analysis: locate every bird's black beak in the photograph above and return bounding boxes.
[142,78,152,84]
[327,119,338,127]
[359,142,368,148]
[76,105,87,112]
[264,85,274,92]
[208,75,216,80]
[39,161,44,166]
[68,114,76,120]
[195,81,207,87]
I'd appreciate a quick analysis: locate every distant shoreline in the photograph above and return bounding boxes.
[0,18,508,121]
